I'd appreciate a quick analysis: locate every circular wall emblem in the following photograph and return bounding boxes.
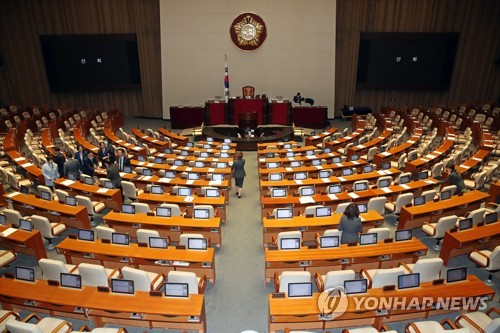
[230,13,267,51]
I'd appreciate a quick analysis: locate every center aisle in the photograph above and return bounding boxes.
[205,151,269,333]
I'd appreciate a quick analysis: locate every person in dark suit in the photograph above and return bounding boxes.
[53,147,66,177]
[82,151,98,177]
[105,161,122,189]
[98,141,113,167]
[63,152,81,178]
[116,148,131,171]
[75,146,87,171]
[231,151,246,198]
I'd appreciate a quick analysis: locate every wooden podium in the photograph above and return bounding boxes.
[230,97,267,125]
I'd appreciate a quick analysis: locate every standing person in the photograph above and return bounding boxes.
[75,146,87,171]
[338,203,363,244]
[441,163,466,194]
[105,161,122,189]
[105,139,115,164]
[63,152,81,178]
[98,141,112,167]
[53,147,66,177]
[82,151,98,177]
[116,148,131,171]
[231,151,246,198]
[42,156,59,191]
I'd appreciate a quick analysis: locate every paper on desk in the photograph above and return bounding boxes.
[295,180,303,185]
[259,158,265,162]
[472,157,482,161]
[299,196,315,204]
[157,153,165,157]
[208,168,215,172]
[21,163,34,168]
[348,192,360,199]
[184,196,194,202]
[360,216,365,222]
[183,147,190,150]
[381,187,392,193]
[178,156,185,159]
[209,180,222,186]
[312,136,320,139]
[61,180,75,186]
[344,136,352,140]
[315,165,322,169]
[352,161,359,165]
[147,163,154,167]
[306,155,314,159]
[424,180,435,185]
[170,166,178,170]
[322,132,330,135]
[97,188,108,193]
[421,158,429,162]
[335,163,343,167]
[328,153,335,156]
[158,178,172,183]
[286,167,293,172]
[322,178,330,183]
[328,194,338,200]
[381,152,391,156]
[425,154,435,159]
[0,228,17,237]
[14,157,24,162]
[186,180,195,185]
[460,165,470,169]
[200,158,207,161]
[288,157,295,161]
[377,170,386,175]
[400,184,411,189]
[185,167,193,171]
[6,192,19,198]
[119,172,126,177]
[408,140,415,144]
[141,176,152,181]
[207,149,213,152]
[338,177,346,182]
[356,145,365,149]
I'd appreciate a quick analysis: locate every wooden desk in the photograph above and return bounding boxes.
[405,131,455,172]
[4,128,44,184]
[54,178,122,212]
[130,159,233,176]
[264,238,427,281]
[73,126,99,153]
[488,181,500,204]
[258,152,340,167]
[262,211,384,245]
[0,278,206,332]
[325,127,365,151]
[258,141,300,150]
[440,221,500,265]
[347,128,392,159]
[373,131,422,165]
[4,192,91,229]
[103,212,222,247]
[104,128,146,157]
[41,128,56,156]
[457,148,492,175]
[258,160,369,179]
[0,225,47,260]
[131,128,170,150]
[56,237,216,282]
[268,275,494,333]
[157,128,189,145]
[398,190,490,229]
[304,128,338,147]
[257,145,319,157]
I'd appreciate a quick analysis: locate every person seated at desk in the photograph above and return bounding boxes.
[441,163,466,195]
[338,203,362,244]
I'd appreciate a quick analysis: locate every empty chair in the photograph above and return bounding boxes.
[179,233,204,247]
[54,189,70,203]
[167,271,207,294]
[131,202,151,214]
[77,263,121,287]
[2,209,28,227]
[6,314,72,333]
[304,205,327,217]
[0,250,16,268]
[421,215,459,250]
[461,208,486,226]
[342,326,397,333]
[399,258,443,283]
[76,195,105,226]
[274,271,311,293]
[431,162,444,179]
[158,203,183,216]
[121,181,144,201]
[396,172,412,185]
[137,229,160,244]
[315,269,355,292]
[421,190,437,203]
[121,267,165,292]
[352,180,369,192]
[0,310,19,333]
[405,320,470,333]
[440,185,457,198]
[37,185,56,200]
[361,147,378,162]
[338,142,353,156]
[367,197,387,215]
[464,170,487,190]
[38,258,78,281]
[276,231,302,249]
[366,227,391,240]
[385,192,414,215]
[468,246,500,286]
[376,176,393,188]
[95,225,116,240]
[455,308,500,333]
[6,171,33,190]
[317,229,342,245]
[391,153,407,169]
[335,202,351,214]
[360,266,406,289]
[31,215,67,250]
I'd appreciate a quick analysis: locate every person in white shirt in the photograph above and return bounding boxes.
[42,156,59,190]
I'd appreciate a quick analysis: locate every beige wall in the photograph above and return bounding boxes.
[160,0,336,119]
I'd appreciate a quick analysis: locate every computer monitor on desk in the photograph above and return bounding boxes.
[122,204,135,214]
[440,190,452,200]
[320,235,339,248]
[174,160,184,166]
[324,148,332,154]
[413,196,426,206]
[458,218,473,231]
[0,214,6,225]
[220,152,229,158]
[332,156,341,163]
[357,203,367,213]
[178,187,191,196]
[485,212,498,225]
[360,233,377,245]
[354,182,368,191]
[280,238,300,250]
[267,162,279,169]
[363,165,374,173]
[164,171,176,178]
[288,282,313,298]
[286,152,295,158]
[271,188,287,198]
[319,170,331,179]
[382,162,391,170]
[342,168,353,176]
[395,229,412,241]
[104,181,115,189]
[344,279,367,295]
[398,273,420,290]
[164,282,189,298]
[84,177,94,185]
[15,266,35,282]
[40,190,51,201]
[188,237,208,250]
[212,174,224,182]
[188,173,200,180]
[155,157,163,164]
[149,237,169,249]
[316,206,331,217]
[20,185,29,194]
[200,152,209,158]
[269,173,282,181]
[294,172,307,180]
[419,171,428,180]
[111,279,134,295]
[78,229,95,241]
[291,161,301,168]
[399,175,411,185]
[350,155,359,162]
[19,219,33,231]
[67,173,76,181]
[206,189,220,197]
[112,232,130,245]
[193,208,210,219]
[143,169,153,177]
[276,208,293,219]
[151,185,164,194]
[65,196,77,206]
[328,184,342,194]
[300,187,315,196]
[123,166,133,173]
[138,155,146,162]
[446,267,467,283]
[60,273,82,289]
[311,159,321,166]
[156,207,171,217]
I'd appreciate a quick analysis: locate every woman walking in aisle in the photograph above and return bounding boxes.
[232,151,246,198]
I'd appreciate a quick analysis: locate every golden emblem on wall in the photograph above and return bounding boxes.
[230,13,267,51]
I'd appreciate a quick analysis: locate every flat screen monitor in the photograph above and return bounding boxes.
[123,166,133,173]
[283,143,292,149]
[187,238,208,250]
[360,233,377,245]
[398,273,420,289]
[136,141,143,147]
[104,180,115,189]
[194,161,204,168]
[276,208,293,219]
[40,190,52,201]
[316,206,331,217]
[280,237,301,250]
[224,138,231,143]
[156,207,171,217]
[164,148,172,154]
[419,171,428,179]
[357,203,367,213]
[203,144,211,149]
[300,187,315,196]
[350,155,359,161]
[485,212,497,225]
[174,160,184,166]
[319,170,331,179]
[151,185,164,194]
[363,165,374,173]
[111,279,134,295]
[84,177,94,185]
[267,162,279,169]
[269,173,282,181]
[205,189,220,197]
[344,279,368,295]
[399,175,410,185]
[216,162,227,169]
[207,137,214,142]
[19,219,33,231]
[286,152,295,158]
[111,232,129,245]
[149,237,169,249]
[0,214,6,225]
[379,179,391,188]
[200,152,209,158]
[155,157,163,164]
[212,174,224,181]
[311,159,321,166]
[440,190,452,200]
[320,235,339,248]
[288,282,313,298]
[306,150,314,156]
[122,204,135,214]
[265,152,275,158]
[20,185,29,194]
[446,267,467,283]
[177,187,191,196]
[271,188,287,198]
[164,282,189,298]
[15,266,35,282]
[294,172,307,180]
[291,161,301,168]
[332,156,341,163]
[328,184,342,194]
[395,229,412,241]
[186,142,194,147]
[180,150,189,156]
[193,208,210,219]
[324,148,332,153]
[380,145,387,153]
[382,161,391,170]
[458,218,473,231]
[221,144,230,150]
[78,229,95,241]
[143,169,153,177]
[413,196,425,206]
[65,196,77,206]
[342,168,353,176]
[138,155,146,162]
[354,182,368,191]
[68,173,76,181]
[60,273,82,289]
[164,171,176,178]
[220,152,229,158]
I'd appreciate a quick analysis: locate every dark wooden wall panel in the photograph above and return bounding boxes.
[336,0,500,115]
[0,0,161,118]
